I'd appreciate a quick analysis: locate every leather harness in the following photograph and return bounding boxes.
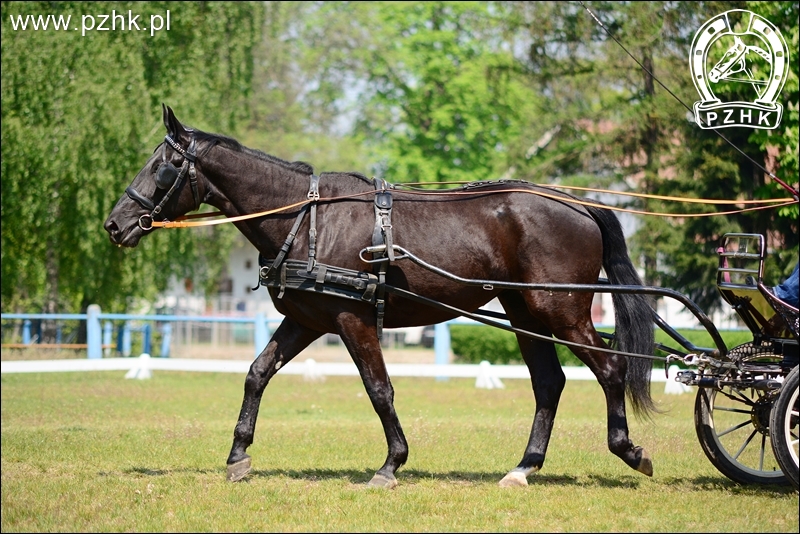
[256,174,396,339]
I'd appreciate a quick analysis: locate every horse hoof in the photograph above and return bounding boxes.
[498,471,528,487]
[636,449,653,477]
[226,457,252,482]
[367,473,398,489]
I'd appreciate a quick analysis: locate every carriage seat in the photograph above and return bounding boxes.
[717,233,798,343]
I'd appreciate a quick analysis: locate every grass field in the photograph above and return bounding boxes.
[2,370,798,532]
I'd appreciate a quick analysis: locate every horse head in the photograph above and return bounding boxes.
[709,36,747,83]
[104,105,206,247]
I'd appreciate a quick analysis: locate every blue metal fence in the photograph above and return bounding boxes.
[3,307,484,366]
[1,306,280,359]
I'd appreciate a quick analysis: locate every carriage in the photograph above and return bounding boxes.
[105,106,798,490]
[653,232,797,489]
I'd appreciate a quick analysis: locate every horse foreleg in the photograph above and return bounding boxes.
[498,294,566,487]
[226,318,321,482]
[336,314,408,489]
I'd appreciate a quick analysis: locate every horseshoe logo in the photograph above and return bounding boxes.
[689,9,788,130]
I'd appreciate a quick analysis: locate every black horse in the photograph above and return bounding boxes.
[105,105,656,488]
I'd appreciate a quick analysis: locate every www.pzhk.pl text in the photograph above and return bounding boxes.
[8,10,170,37]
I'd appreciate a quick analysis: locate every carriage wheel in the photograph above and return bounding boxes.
[695,385,789,486]
[769,366,799,491]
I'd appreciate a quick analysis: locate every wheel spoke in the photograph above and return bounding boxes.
[714,406,752,415]
[717,419,753,438]
[732,428,758,461]
[759,433,766,471]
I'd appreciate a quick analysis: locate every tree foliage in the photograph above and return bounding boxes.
[1,1,262,313]
[499,1,798,311]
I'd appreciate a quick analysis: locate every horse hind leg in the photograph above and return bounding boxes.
[497,292,566,487]
[549,319,653,477]
[335,313,408,489]
[226,318,322,482]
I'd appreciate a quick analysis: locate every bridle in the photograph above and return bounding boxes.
[126,133,201,230]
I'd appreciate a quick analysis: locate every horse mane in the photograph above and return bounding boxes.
[191,129,373,186]
[193,130,315,175]
[320,171,373,185]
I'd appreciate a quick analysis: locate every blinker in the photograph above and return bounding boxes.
[155,162,179,189]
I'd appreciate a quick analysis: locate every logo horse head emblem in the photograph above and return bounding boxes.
[690,9,788,130]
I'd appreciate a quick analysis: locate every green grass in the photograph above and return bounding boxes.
[2,371,797,532]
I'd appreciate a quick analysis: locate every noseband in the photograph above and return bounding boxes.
[126,134,201,230]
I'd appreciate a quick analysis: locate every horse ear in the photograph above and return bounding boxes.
[162,104,187,137]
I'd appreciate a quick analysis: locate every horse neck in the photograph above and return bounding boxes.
[199,145,314,255]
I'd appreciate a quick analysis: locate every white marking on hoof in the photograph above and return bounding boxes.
[367,473,398,489]
[226,457,252,482]
[498,470,530,487]
[637,449,653,477]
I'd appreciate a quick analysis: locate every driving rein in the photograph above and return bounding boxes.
[126,134,201,230]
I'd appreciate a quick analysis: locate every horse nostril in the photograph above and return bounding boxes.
[105,219,119,235]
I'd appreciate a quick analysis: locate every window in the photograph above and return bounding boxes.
[218,278,233,295]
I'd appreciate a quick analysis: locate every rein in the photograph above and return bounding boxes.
[394,181,797,205]
[134,131,795,231]
[151,181,797,229]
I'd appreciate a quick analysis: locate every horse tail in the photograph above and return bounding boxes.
[586,205,657,419]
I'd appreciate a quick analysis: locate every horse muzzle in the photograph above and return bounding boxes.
[104,215,144,248]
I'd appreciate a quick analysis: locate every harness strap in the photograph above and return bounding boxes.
[278,261,288,299]
[260,259,379,303]
[152,159,190,216]
[254,174,321,292]
[189,165,200,209]
[157,137,199,213]
[372,178,395,339]
[185,138,200,210]
[307,174,321,271]
[254,175,396,340]
[254,203,310,291]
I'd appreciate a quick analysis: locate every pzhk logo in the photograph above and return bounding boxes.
[690,9,788,130]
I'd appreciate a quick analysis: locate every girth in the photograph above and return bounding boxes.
[255,175,396,339]
[259,258,379,303]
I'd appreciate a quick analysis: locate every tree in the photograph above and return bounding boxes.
[1,1,262,313]
[304,1,542,184]
[500,1,797,312]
